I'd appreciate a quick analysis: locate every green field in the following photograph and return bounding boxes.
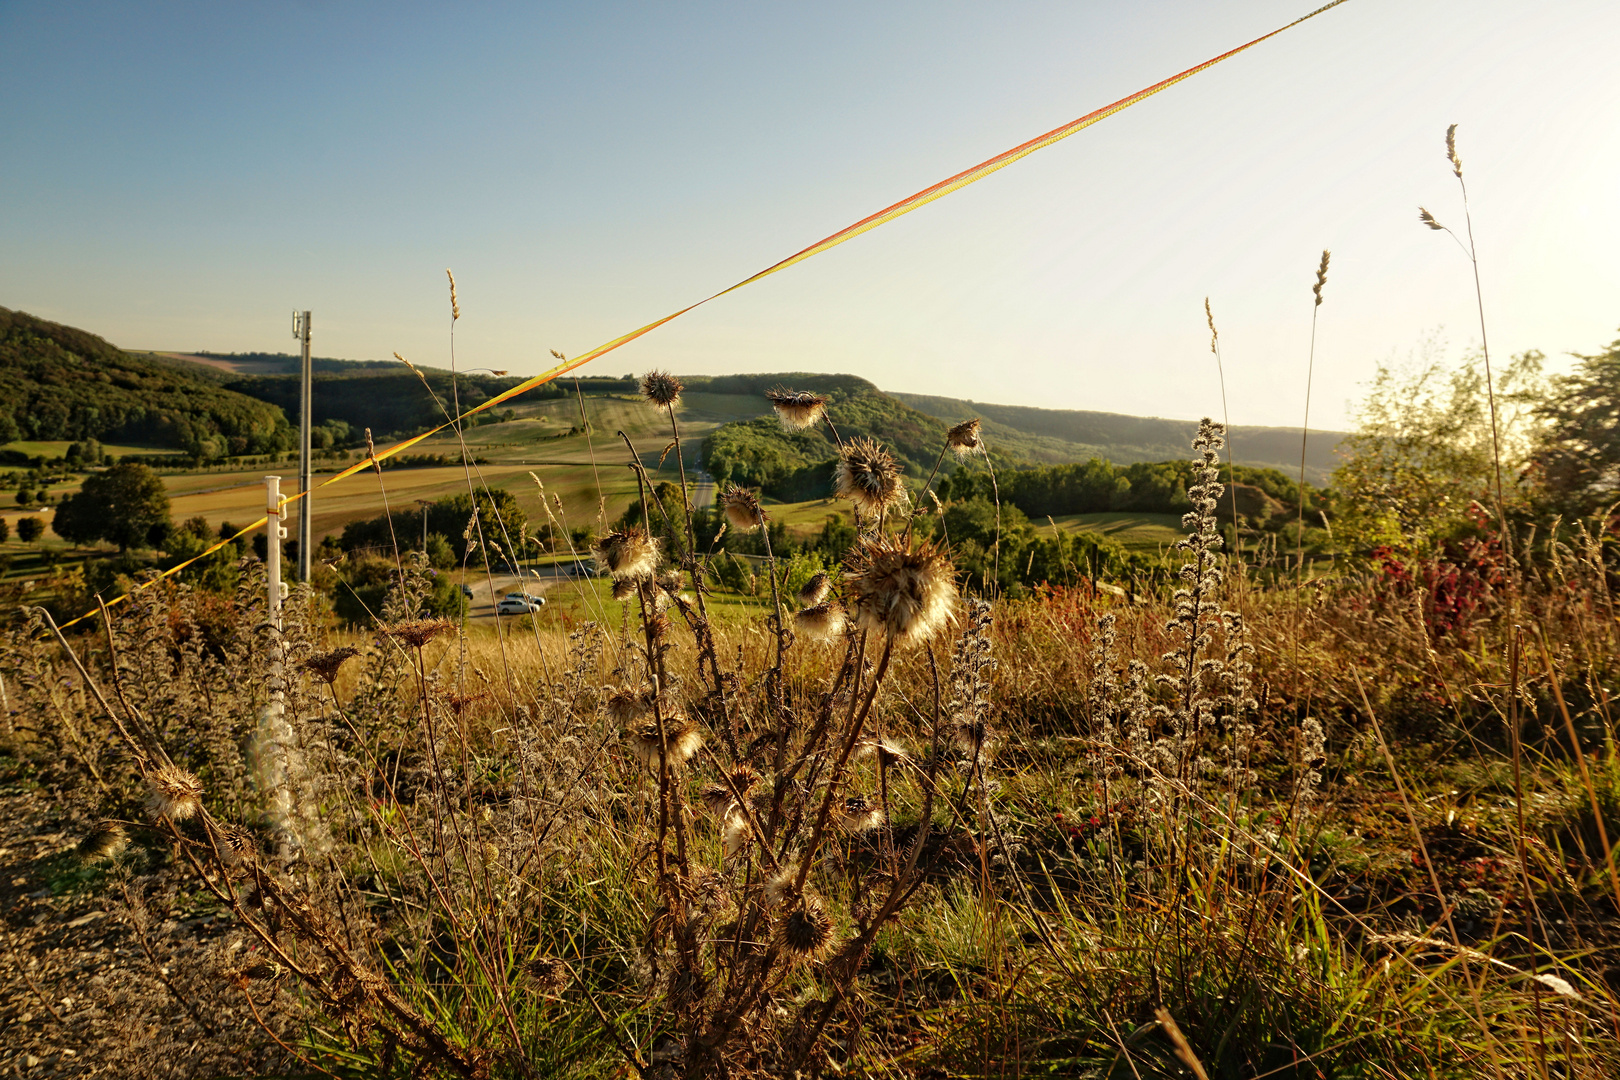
[1044,510,1186,552]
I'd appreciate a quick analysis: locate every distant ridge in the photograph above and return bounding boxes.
[890,392,1345,484]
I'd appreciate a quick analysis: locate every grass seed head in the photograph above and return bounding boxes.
[794,601,846,641]
[446,268,459,321]
[846,535,957,646]
[719,485,765,532]
[798,571,831,607]
[1419,206,1445,231]
[1313,250,1331,307]
[1205,296,1218,354]
[764,387,829,431]
[78,820,128,862]
[1446,122,1462,178]
[146,765,204,822]
[835,437,904,516]
[593,528,659,580]
[946,418,983,456]
[639,370,684,409]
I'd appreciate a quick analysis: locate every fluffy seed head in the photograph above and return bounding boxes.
[838,795,886,834]
[593,528,659,580]
[721,812,751,857]
[384,619,456,649]
[301,646,360,686]
[764,388,829,431]
[719,485,765,532]
[763,862,801,907]
[845,535,957,646]
[78,820,128,862]
[835,437,904,516]
[701,783,735,817]
[611,578,638,602]
[855,737,909,769]
[1313,250,1331,307]
[794,601,846,642]
[626,716,703,770]
[946,418,983,457]
[146,766,204,822]
[639,370,684,408]
[606,687,653,725]
[954,718,994,756]
[776,895,836,961]
[798,571,831,607]
[217,824,259,865]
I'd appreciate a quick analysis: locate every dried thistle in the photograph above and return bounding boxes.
[764,388,829,431]
[719,485,765,532]
[611,578,638,602]
[1313,250,1331,307]
[1419,206,1445,231]
[217,824,259,865]
[721,812,751,857]
[946,418,983,456]
[854,737,908,769]
[838,795,885,834]
[794,601,846,641]
[640,370,684,409]
[446,268,460,321]
[146,765,204,822]
[776,895,835,962]
[77,820,128,862]
[524,956,571,997]
[383,618,456,649]
[845,535,957,646]
[835,436,904,516]
[798,571,831,607]
[626,716,703,770]
[593,528,660,580]
[301,646,360,686]
[701,783,735,817]
[606,687,653,725]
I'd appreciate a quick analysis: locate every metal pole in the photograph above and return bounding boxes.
[265,475,285,628]
[296,311,313,583]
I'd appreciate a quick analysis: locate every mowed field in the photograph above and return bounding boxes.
[160,391,772,544]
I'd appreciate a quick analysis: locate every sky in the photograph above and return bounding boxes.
[2,0,1617,430]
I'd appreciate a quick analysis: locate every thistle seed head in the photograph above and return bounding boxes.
[639,370,684,409]
[764,388,829,431]
[835,437,904,516]
[793,601,847,642]
[954,718,994,757]
[524,956,571,996]
[721,811,751,858]
[797,571,831,607]
[626,716,703,770]
[146,766,204,822]
[700,782,735,817]
[763,861,801,907]
[719,485,765,532]
[301,646,360,686]
[946,418,983,457]
[384,619,456,649]
[606,687,653,725]
[776,895,835,962]
[845,535,957,646]
[593,528,660,580]
[611,577,638,602]
[78,820,128,863]
[838,795,886,834]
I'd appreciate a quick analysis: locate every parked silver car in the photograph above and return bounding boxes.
[495,592,545,616]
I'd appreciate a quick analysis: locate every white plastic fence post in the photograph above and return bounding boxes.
[265,475,285,626]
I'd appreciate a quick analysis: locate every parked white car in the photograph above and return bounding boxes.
[495,593,545,615]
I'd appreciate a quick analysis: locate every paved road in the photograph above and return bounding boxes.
[461,566,581,621]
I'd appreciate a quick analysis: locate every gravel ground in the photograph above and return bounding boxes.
[0,787,295,1079]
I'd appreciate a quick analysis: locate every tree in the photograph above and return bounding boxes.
[1331,341,1545,553]
[1532,331,1620,516]
[51,461,171,552]
[0,517,8,542]
[16,516,44,543]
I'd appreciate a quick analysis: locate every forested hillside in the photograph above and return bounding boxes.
[0,307,292,459]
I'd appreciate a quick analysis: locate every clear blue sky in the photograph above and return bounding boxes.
[2,1,1616,428]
